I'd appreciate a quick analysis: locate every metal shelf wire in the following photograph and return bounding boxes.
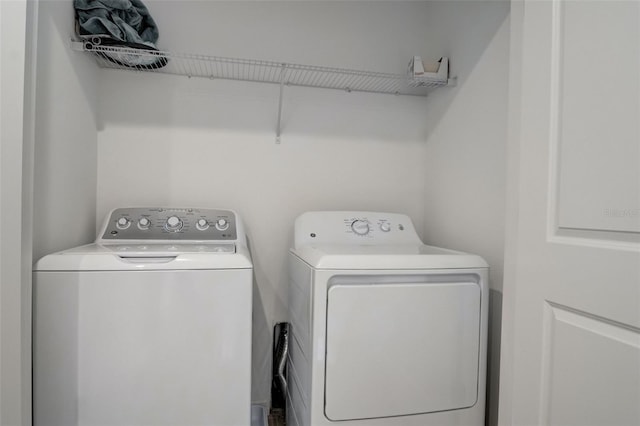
[71,40,452,141]
[72,41,451,96]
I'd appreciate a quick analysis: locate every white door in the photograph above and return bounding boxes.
[500,1,640,425]
[1,0,34,424]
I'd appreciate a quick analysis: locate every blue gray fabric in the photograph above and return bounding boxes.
[74,0,159,49]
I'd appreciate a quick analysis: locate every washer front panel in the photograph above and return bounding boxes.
[100,207,237,241]
[33,269,253,426]
[324,275,481,421]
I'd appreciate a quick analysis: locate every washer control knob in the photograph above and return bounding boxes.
[196,218,210,231]
[164,216,183,232]
[116,217,131,230]
[351,220,370,236]
[137,217,151,230]
[215,218,229,231]
[379,222,391,232]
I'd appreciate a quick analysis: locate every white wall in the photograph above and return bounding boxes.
[20,0,511,412]
[421,2,510,425]
[96,1,438,405]
[33,0,98,262]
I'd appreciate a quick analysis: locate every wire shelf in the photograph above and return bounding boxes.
[71,41,451,97]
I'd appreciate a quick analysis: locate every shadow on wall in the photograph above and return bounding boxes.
[422,0,511,131]
[417,3,511,426]
[486,289,503,426]
[96,72,432,144]
[33,0,100,261]
[247,233,286,406]
[49,1,99,124]
[251,268,273,406]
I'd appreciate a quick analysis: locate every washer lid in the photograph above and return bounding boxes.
[34,243,253,271]
[102,243,236,256]
[291,244,488,270]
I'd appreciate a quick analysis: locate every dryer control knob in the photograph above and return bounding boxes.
[351,220,370,236]
[196,218,210,231]
[379,222,391,232]
[165,216,183,232]
[116,217,131,230]
[215,218,229,231]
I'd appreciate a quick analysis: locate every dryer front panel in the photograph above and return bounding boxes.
[324,274,481,421]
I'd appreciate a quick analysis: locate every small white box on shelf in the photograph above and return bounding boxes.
[409,55,425,76]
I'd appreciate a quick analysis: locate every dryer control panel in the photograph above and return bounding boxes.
[100,207,237,241]
[294,211,423,249]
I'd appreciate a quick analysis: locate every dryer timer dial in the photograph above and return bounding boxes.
[351,220,370,236]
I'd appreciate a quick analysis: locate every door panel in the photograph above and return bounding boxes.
[541,303,640,425]
[500,1,640,424]
[556,1,640,234]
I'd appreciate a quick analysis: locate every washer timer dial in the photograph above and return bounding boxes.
[164,216,184,232]
[351,219,370,236]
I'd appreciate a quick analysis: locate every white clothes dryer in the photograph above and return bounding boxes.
[33,207,253,426]
[287,211,488,426]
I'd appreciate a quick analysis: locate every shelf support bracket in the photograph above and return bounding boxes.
[276,63,286,144]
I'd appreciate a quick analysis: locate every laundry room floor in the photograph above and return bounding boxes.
[268,409,285,426]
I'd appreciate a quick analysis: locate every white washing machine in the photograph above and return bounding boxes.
[33,207,253,426]
[287,211,488,426]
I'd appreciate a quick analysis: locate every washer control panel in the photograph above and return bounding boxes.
[101,208,237,241]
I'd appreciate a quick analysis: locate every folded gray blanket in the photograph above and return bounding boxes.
[74,0,159,49]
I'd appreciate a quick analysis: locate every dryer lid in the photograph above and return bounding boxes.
[290,243,488,270]
[291,211,487,270]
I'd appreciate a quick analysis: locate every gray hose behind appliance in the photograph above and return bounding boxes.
[274,323,289,400]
